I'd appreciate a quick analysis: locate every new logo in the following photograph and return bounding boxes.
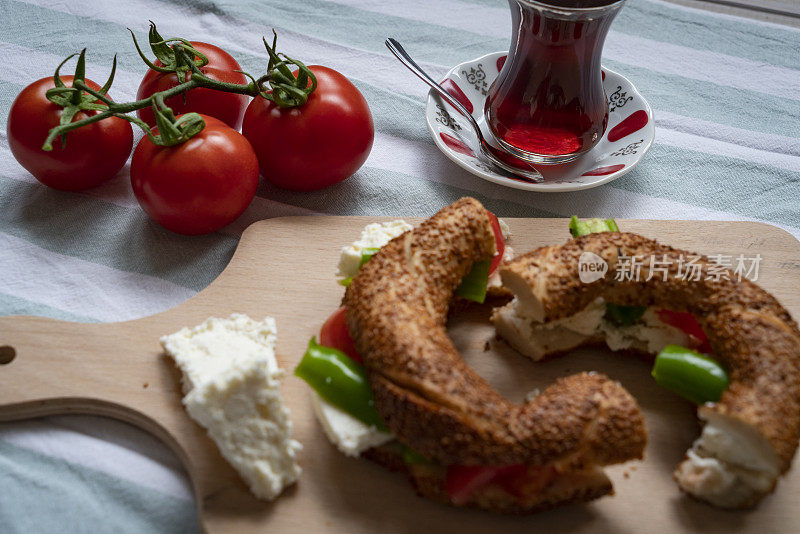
[578,251,608,283]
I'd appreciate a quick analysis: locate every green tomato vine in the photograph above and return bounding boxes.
[42,22,317,150]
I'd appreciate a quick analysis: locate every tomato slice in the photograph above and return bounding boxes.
[445,465,506,505]
[487,210,506,276]
[319,306,362,363]
[496,465,556,498]
[656,310,711,353]
[445,464,556,504]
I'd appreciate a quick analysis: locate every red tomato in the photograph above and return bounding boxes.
[136,42,249,130]
[487,210,506,275]
[656,309,711,353]
[130,115,258,235]
[7,76,133,191]
[242,65,374,191]
[319,306,361,363]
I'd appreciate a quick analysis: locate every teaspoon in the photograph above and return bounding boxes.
[385,38,544,183]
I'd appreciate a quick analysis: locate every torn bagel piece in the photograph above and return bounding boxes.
[327,198,647,513]
[493,232,800,508]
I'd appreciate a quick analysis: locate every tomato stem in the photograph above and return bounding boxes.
[42,23,317,150]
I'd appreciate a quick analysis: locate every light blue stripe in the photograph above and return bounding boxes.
[0,293,97,322]
[0,175,238,292]
[612,143,800,227]
[159,0,505,67]
[603,60,800,138]
[622,0,800,71]
[0,78,22,108]
[259,165,557,218]
[0,439,199,534]
[0,1,148,73]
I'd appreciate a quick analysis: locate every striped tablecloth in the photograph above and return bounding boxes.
[1,0,799,531]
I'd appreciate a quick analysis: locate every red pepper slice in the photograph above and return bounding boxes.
[487,210,506,276]
[319,306,362,363]
[656,310,711,353]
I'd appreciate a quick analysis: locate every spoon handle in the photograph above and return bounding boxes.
[385,38,481,133]
[386,38,543,183]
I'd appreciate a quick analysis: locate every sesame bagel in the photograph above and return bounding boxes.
[343,198,647,511]
[495,232,800,507]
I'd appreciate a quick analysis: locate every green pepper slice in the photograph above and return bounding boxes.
[294,337,388,431]
[651,344,729,405]
[455,259,491,303]
[569,215,619,238]
[359,247,380,267]
[605,302,647,326]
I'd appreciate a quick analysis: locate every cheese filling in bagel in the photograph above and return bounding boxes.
[677,407,781,508]
[493,297,692,361]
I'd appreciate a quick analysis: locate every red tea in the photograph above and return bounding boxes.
[485,0,625,162]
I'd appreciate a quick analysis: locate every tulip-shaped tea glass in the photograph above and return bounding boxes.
[485,0,626,164]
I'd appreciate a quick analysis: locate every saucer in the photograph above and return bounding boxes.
[425,51,655,192]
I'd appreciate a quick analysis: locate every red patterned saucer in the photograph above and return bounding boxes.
[426,51,654,192]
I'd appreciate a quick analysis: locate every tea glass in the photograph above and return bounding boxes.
[485,0,627,164]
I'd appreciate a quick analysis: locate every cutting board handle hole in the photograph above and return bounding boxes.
[0,345,16,365]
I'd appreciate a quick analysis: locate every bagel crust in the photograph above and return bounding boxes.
[498,231,800,507]
[343,198,647,511]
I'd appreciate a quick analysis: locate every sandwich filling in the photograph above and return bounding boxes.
[492,297,691,361]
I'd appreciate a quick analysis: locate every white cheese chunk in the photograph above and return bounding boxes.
[162,314,280,394]
[498,218,511,240]
[675,407,780,508]
[310,393,393,457]
[161,314,301,501]
[336,220,413,280]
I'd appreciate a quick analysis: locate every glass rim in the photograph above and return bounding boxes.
[515,0,627,14]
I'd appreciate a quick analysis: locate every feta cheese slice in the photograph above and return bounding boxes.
[161,314,301,501]
[310,393,393,457]
[336,220,413,280]
[498,218,511,240]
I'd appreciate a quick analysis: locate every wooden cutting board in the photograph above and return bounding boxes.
[2,217,800,534]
